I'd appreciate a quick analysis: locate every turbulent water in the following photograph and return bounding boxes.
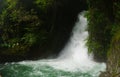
[0,12,106,77]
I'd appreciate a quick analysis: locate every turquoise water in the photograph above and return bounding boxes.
[0,60,105,77]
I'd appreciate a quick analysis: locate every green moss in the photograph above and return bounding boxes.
[112,28,120,42]
[86,2,112,61]
[86,0,120,61]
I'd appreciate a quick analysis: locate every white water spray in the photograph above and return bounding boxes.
[58,12,89,61]
[19,12,106,76]
[37,12,105,72]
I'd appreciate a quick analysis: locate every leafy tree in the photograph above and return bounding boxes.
[0,0,50,55]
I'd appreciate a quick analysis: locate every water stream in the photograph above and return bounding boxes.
[0,12,106,77]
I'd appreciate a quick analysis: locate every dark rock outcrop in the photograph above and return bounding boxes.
[99,30,120,77]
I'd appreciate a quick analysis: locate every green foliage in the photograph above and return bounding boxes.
[111,1,120,43]
[114,1,120,23]
[87,0,120,62]
[87,0,120,76]
[109,2,120,55]
[0,0,53,55]
[86,10,111,60]
[35,0,53,10]
[86,0,113,61]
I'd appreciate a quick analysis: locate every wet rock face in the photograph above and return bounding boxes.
[100,40,120,77]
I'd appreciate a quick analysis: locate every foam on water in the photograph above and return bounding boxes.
[0,12,106,77]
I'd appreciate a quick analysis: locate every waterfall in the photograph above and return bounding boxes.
[35,11,106,72]
[0,12,106,77]
[58,11,89,61]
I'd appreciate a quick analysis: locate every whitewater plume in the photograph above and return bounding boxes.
[58,12,89,61]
